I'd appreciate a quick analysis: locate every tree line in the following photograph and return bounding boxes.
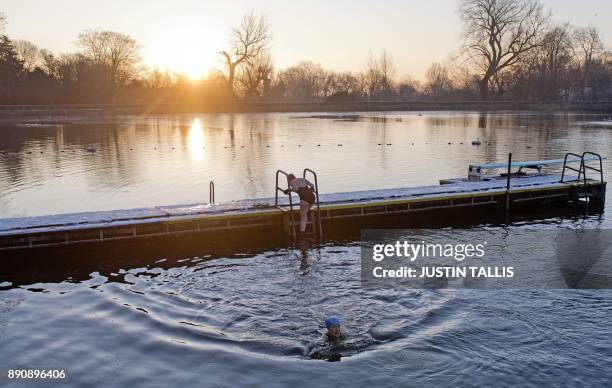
[0,0,610,106]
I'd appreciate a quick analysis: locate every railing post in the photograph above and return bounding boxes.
[275,169,296,240]
[505,153,512,213]
[275,171,280,206]
[560,154,569,183]
[209,181,215,204]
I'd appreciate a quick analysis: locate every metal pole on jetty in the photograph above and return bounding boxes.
[209,181,215,204]
[505,153,512,213]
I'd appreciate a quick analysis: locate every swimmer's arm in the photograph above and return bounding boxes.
[304,335,326,356]
[285,180,299,194]
[304,341,315,356]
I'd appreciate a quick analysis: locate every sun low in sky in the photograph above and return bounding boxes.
[1,0,611,80]
[144,23,225,80]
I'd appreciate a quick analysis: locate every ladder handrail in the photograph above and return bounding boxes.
[275,169,296,240]
[580,152,604,207]
[303,168,323,240]
[582,152,604,184]
[560,153,584,183]
[560,151,605,206]
[275,169,291,205]
[209,181,215,204]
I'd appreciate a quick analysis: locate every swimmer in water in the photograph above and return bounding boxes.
[323,315,345,343]
[305,315,346,361]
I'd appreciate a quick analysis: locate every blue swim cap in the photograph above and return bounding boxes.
[325,316,340,329]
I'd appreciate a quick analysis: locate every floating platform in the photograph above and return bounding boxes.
[0,172,606,253]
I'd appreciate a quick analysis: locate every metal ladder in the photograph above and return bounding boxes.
[560,152,603,204]
[303,168,323,241]
[275,170,297,240]
[275,169,323,241]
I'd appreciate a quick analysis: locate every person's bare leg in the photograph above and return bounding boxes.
[300,201,309,232]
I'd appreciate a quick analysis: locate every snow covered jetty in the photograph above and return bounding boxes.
[0,153,606,253]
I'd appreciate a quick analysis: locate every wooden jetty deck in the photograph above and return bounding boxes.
[0,171,606,253]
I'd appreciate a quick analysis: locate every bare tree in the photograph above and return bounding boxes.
[145,67,175,89]
[364,51,381,98]
[78,29,141,85]
[571,26,603,68]
[397,76,420,99]
[329,71,362,96]
[425,62,451,98]
[39,49,59,79]
[14,40,40,71]
[221,12,271,96]
[379,50,395,97]
[55,53,90,85]
[277,61,327,101]
[542,24,572,73]
[446,58,479,96]
[459,0,550,100]
[237,52,274,100]
[570,26,605,99]
[529,23,572,100]
[362,51,396,98]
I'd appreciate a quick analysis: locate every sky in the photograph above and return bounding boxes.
[1,0,611,80]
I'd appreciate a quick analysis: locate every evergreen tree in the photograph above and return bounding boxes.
[0,34,24,102]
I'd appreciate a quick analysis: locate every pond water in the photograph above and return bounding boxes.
[1,111,611,218]
[1,111,612,386]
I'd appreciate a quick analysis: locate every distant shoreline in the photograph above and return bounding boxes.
[0,101,611,116]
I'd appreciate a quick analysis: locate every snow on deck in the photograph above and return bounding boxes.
[471,156,602,169]
[0,174,580,235]
[580,120,612,127]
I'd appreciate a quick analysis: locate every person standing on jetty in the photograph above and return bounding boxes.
[284,173,316,238]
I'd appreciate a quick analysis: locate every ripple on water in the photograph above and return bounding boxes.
[2,242,612,386]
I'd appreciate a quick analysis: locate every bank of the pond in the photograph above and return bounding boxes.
[1,100,612,116]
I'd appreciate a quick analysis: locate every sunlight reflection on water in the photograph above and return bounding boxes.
[188,118,205,161]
